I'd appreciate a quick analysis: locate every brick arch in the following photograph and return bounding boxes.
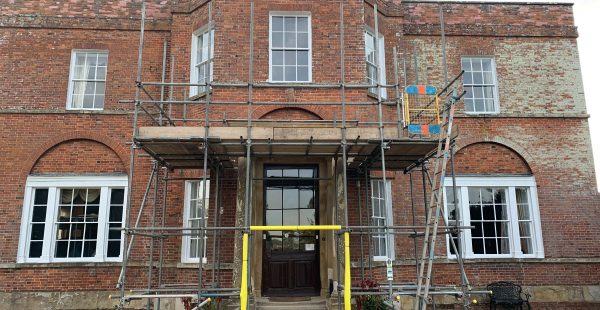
[22,133,129,179]
[451,141,532,175]
[255,106,324,120]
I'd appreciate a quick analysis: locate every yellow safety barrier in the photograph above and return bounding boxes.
[344,232,351,310]
[240,225,350,310]
[240,233,249,310]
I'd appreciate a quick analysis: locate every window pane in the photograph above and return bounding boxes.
[283,210,299,225]
[97,54,108,66]
[108,205,122,222]
[108,223,121,240]
[299,209,315,226]
[107,241,121,257]
[34,188,49,205]
[272,16,284,31]
[95,82,105,95]
[76,54,86,66]
[55,241,68,258]
[96,67,106,80]
[299,189,314,209]
[482,59,492,71]
[272,51,284,65]
[32,205,46,222]
[297,66,309,82]
[297,33,309,48]
[519,222,532,238]
[31,224,45,240]
[29,241,43,258]
[94,95,105,109]
[83,95,94,109]
[83,241,96,257]
[272,32,284,48]
[111,189,125,205]
[285,32,296,48]
[285,66,296,81]
[266,169,282,178]
[266,187,282,209]
[272,66,284,81]
[295,51,309,67]
[285,51,296,65]
[284,17,296,31]
[471,222,483,238]
[521,238,533,254]
[297,17,308,32]
[68,240,83,257]
[463,72,473,85]
[472,59,482,71]
[266,210,282,226]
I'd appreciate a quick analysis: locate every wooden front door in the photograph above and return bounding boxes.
[262,165,320,296]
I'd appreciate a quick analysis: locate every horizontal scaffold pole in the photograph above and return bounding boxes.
[250,225,342,231]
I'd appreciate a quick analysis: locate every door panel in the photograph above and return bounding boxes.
[262,166,320,296]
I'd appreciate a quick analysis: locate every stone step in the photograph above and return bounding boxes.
[255,297,328,310]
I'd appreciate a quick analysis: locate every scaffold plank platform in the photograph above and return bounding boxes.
[135,126,440,170]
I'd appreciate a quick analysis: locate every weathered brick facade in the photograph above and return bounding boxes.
[0,0,599,309]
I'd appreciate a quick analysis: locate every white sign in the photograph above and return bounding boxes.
[386,258,394,281]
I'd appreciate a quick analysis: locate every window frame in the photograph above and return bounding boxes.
[370,179,395,262]
[461,56,500,115]
[181,180,211,264]
[17,175,128,263]
[443,176,544,259]
[66,50,108,111]
[268,11,312,83]
[364,28,387,99]
[190,25,215,97]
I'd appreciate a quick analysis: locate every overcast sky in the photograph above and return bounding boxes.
[454,0,600,189]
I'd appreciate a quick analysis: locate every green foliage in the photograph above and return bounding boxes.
[360,295,386,310]
[354,278,386,310]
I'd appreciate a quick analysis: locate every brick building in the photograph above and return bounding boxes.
[0,0,599,309]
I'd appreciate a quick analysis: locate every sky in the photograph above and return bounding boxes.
[452,0,600,190]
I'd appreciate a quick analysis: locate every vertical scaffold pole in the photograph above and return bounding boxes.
[242,2,255,308]
[339,3,351,308]
[211,164,221,287]
[198,1,213,303]
[393,47,402,138]
[357,177,364,280]
[159,39,167,125]
[373,3,393,303]
[118,2,145,308]
[156,168,168,310]
[334,159,341,310]
[146,161,159,310]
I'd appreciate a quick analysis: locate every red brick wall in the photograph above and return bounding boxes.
[451,142,531,175]
[31,139,127,174]
[0,0,598,305]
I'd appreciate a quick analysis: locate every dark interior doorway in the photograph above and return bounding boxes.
[261,165,321,296]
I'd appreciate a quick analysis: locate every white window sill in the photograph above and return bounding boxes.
[65,107,104,111]
[14,261,123,267]
[266,80,312,84]
[463,111,500,116]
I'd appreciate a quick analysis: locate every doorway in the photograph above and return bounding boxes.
[261,165,321,296]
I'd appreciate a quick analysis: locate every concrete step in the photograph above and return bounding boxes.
[255,297,327,310]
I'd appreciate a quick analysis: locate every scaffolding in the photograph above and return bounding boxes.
[114,1,491,310]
